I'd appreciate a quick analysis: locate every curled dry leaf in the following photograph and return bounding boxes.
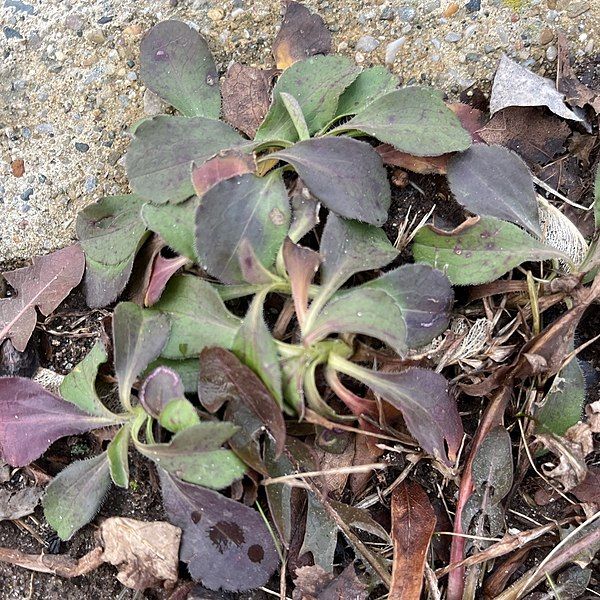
[0,244,85,351]
[293,563,368,600]
[272,1,332,70]
[99,517,181,590]
[0,486,42,521]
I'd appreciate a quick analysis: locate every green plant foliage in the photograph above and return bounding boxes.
[158,398,201,433]
[413,216,570,285]
[107,424,130,488]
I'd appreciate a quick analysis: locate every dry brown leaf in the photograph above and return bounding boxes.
[99,517,181,590]
[0,486,42,521]
[313,438,356,497]
[221,63,276,138]
[272,1,332,70]
[390,481,436,600]
[293,563,368,600]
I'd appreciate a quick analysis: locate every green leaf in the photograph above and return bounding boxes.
[447,145,541,236]
[158,398,201,433]
[255,55,360,142]
[113,302,170,409]
[280,92,310,141]
[334,66,398,120]
[150,275,241,359]
[107,425,130,488]
[536,358,586,436]
[268,137,390,225]
[76,195,149,307]
[144,358,200,393]
[332,87,472,156]
[134,422,246,489]
[195,171,290,284]
[300,493,338,572]
[413,216,570,286]
[60,340,116,418]
[126,115,245,204]
[233,292,283,406]
[142,199,198,260]
[140,20,220,119]
[43,452,111,541]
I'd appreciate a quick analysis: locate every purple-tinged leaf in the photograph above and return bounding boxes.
[237,239,279,285]
[268,138,390,225]
[139,366,185,418]
[135,422,245,489]
[199,347,286,457]
[0,245,85,352]
[140,20,220,119]
[159,470,279,591]
[330,358,463,464]
[191,150,256,197]
[126,115,245,204]
[288,180,320,243]
[195,171,290,284]
[144,254,190,307]
[43,452,111,540]
[77,195,148,308]
[0,377,120,467]
[233,293,283,406]
[113,302,170,409]
[447,144,541,236]
[283,237,321,328]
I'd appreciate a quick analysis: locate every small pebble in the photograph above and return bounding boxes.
[423,0,440,13]
[143,88,164,115]
[65,14,84,30]
[127,71,137,81]
[443,2,459,17]
[3,26,22,39]
[445,31,462,43]
[123,23,142,35]
[356,35,380,52]
[74,142,89,152]
[97,15,113,24]
[397,6,416,22]
[385,37,406,64]
[585,39,594,54]
[546,45,557,61]
[567,2,590,18]
[465,0,481,12]
[207,8,224,21]
[11,159,25,177]
[540,28,553,44]
[83,176,97,194]
[86,29,105,44]
[380,7,395,20]
[4,0,34,14]
[20,188,33,201]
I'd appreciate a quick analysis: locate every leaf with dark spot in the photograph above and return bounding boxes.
[191,150,256,197]
[140,20,220,119]
[159,470,279,591]
[0,245,85,351]
[272,1,332,70]
[268,137,390,225]
[126,115,245,204]
[447,144,541,236]
[0,377,120,467]
[222,64,276,138]
[195,171,290,284]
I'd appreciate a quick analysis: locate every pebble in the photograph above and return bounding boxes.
[397,6,416,22]
[97,15,113,24]
[86,29,105,44]
[11,159,25,177]
[546,45,557,61]
[3,26,23,39]
[74,142,89,152]
[465,0,481,12]
[83,176,97,194]
[123,23,142,35]
[423,0,440,14]
[20,188,33,201]
[143,89,164,115]
[207,8,224,21]
[567,2,590,18]
[356,35,380,52]
[464,24,477,40]
[443,2,459,17]
[585,39,594,53]
[540,28,553,45]
[380,7,395,20]
[4,0,34,14]
[65,14,84,31]
[36,123,54,134]
[385,37,406,65]
[445,31,462,43]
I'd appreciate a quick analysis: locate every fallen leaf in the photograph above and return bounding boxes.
[0,338,38,378]
[490,54,583,122]
[293,563,368,600]
[0,245,85,351]
[390,481,436,600]
[221,63,276,138]
[99,517,181,590]
[376,144,450,174]
[0,486,42,520]
[571,467,600,506]
[272,1,332,69]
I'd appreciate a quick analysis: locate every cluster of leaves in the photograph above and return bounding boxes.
[2,2,600,597]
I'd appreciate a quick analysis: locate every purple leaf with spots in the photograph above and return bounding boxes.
[140,20,220,119]
[159,470,279,591]
[0,377,120,467]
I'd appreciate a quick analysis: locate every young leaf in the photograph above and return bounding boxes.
[413,216,570,286]
[195,171,290,284]
[43,452,112,540]
[77,195,148,307]
[272,0,332,69]
[268,137,390,225]
[135,422,245,489]
[140,365,185,418]
[330,357,462,464]
[198,347,286,457]
[332,87,472,156]
[280,92,311,140]
[107,424,130,488]
[149,276,241,359]
[233,293,283,406]
[0,377,120,467]
[390,481,436,600]
[126,115,245,204]
[144,358,200,394]
[0,245,85,351]
[159,470,279,591]
[300,493,338,572]
[144,254,190,307]
[334,66,399,120]
[288,183,320,243]
[140,20,220,119]
[60,340,116,418]
[113,302,170,409]
[255,56,360,143]
[447,144,541,236]
[191,150,256,197]
[158,398,200,433]
[142,199,198,260]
